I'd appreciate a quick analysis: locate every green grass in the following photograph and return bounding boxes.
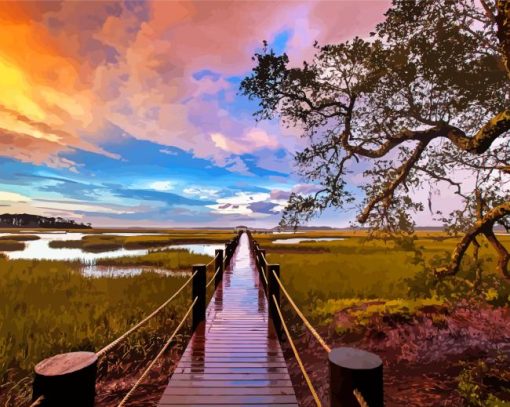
[255,233,510,313]
[0,255,206,405]
[96,249,212,269]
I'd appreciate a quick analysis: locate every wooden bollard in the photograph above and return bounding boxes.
[214,249,224,288]
[329,347,383,407]
[32,351,97,407]
[192,264,206,331]
[268,264,281,338]
[259,249,267,290]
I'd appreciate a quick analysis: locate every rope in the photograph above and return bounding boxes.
[96,271,197,357]
[260,251,268,265]
[354,389,369,407]
[206,266,221,288]
[117,297,197,407]
[272,270,331,353]
[206,252,219,267]
[28,396,44,407]
[272,295,322,407]
[260,264,268,285]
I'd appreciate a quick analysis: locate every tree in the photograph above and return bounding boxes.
[241,0,510,280]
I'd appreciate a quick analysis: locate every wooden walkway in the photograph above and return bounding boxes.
[158,233,298,406]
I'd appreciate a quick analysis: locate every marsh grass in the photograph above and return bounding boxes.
[0,256,204,406]
[0,240,25,251]
[48,232,235,251]
[96,249,212,269]
[256,233,510,312]
[0,235,40,241]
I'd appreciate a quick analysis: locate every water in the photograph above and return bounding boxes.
[0,232,223,277]
[0,232,149,262]
[100,232,167,236]
[81,265,189,278]
[272,237,345,244]
[165,243,225,256]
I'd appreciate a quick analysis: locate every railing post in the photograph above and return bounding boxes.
[214,249,223,288]
[32,351,97,407]
[192,264,206,331]
[268,264,281,338]
[259,249,267,291]
[329,347,383,407]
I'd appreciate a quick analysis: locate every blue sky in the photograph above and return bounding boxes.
[0,1,389,227]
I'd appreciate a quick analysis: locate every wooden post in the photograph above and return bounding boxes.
[32,351,97,407]
[329,347,383,407]
[259,249,267,291]
[214,249,224,288]
[192,264,206,331]
[268,264,281,338]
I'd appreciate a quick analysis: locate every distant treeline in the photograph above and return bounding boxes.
[0,214,92,229]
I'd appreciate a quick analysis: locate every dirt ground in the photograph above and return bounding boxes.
[281,301,510,406]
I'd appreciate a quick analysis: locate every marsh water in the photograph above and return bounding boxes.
[0,232,222,277]
[272,237,345,244]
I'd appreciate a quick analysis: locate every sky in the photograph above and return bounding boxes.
[0,0,392,228]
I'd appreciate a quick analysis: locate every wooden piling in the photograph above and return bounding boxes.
[214,249,223,288]
[192,264,206,331]
[329,347,383,407]
[32,351,97,407]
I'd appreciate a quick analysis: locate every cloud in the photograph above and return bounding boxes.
[149,180,174,191]
[0,191,30,203]
[292,183,323,195]
[111,187,214,207]
[248,201,279,214]
[270,189,291,200]
[0,1,389,174]
[211,128,279,155]
[183,187,220,200]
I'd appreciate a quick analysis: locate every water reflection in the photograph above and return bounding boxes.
[165,243,224,256]
[272,237,345,244]
[81,265,189,278]
[0,232,148,262]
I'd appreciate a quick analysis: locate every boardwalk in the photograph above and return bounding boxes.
[158,233,298,406]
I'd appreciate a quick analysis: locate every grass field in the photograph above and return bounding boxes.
[0,246,214,406]
[254,231,510,405]
[255,231,510,307]
[2,228,509,405]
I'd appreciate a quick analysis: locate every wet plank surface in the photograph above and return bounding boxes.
[158,233,298,406]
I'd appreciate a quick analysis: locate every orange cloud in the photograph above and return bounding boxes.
[0,1,390,169]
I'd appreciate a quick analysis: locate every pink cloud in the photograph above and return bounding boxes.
[0,1,391,172]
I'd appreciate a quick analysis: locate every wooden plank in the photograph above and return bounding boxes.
[170,373,291,380]
[167,380,294,387]
[163,387,295,396]
[158,395,298,405]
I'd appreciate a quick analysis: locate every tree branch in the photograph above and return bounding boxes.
[358,141,429,223]
[435,201,510,278]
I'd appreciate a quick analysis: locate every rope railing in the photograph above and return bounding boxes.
[96,270,197,357]
[206,252,219,267]
[117,296,198,407]
[272,270,331,353]
[271,295,322,407]
[28,395,44,407]
[206,266,221,288]
[260,264,268,285]
[354,389,369,407]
